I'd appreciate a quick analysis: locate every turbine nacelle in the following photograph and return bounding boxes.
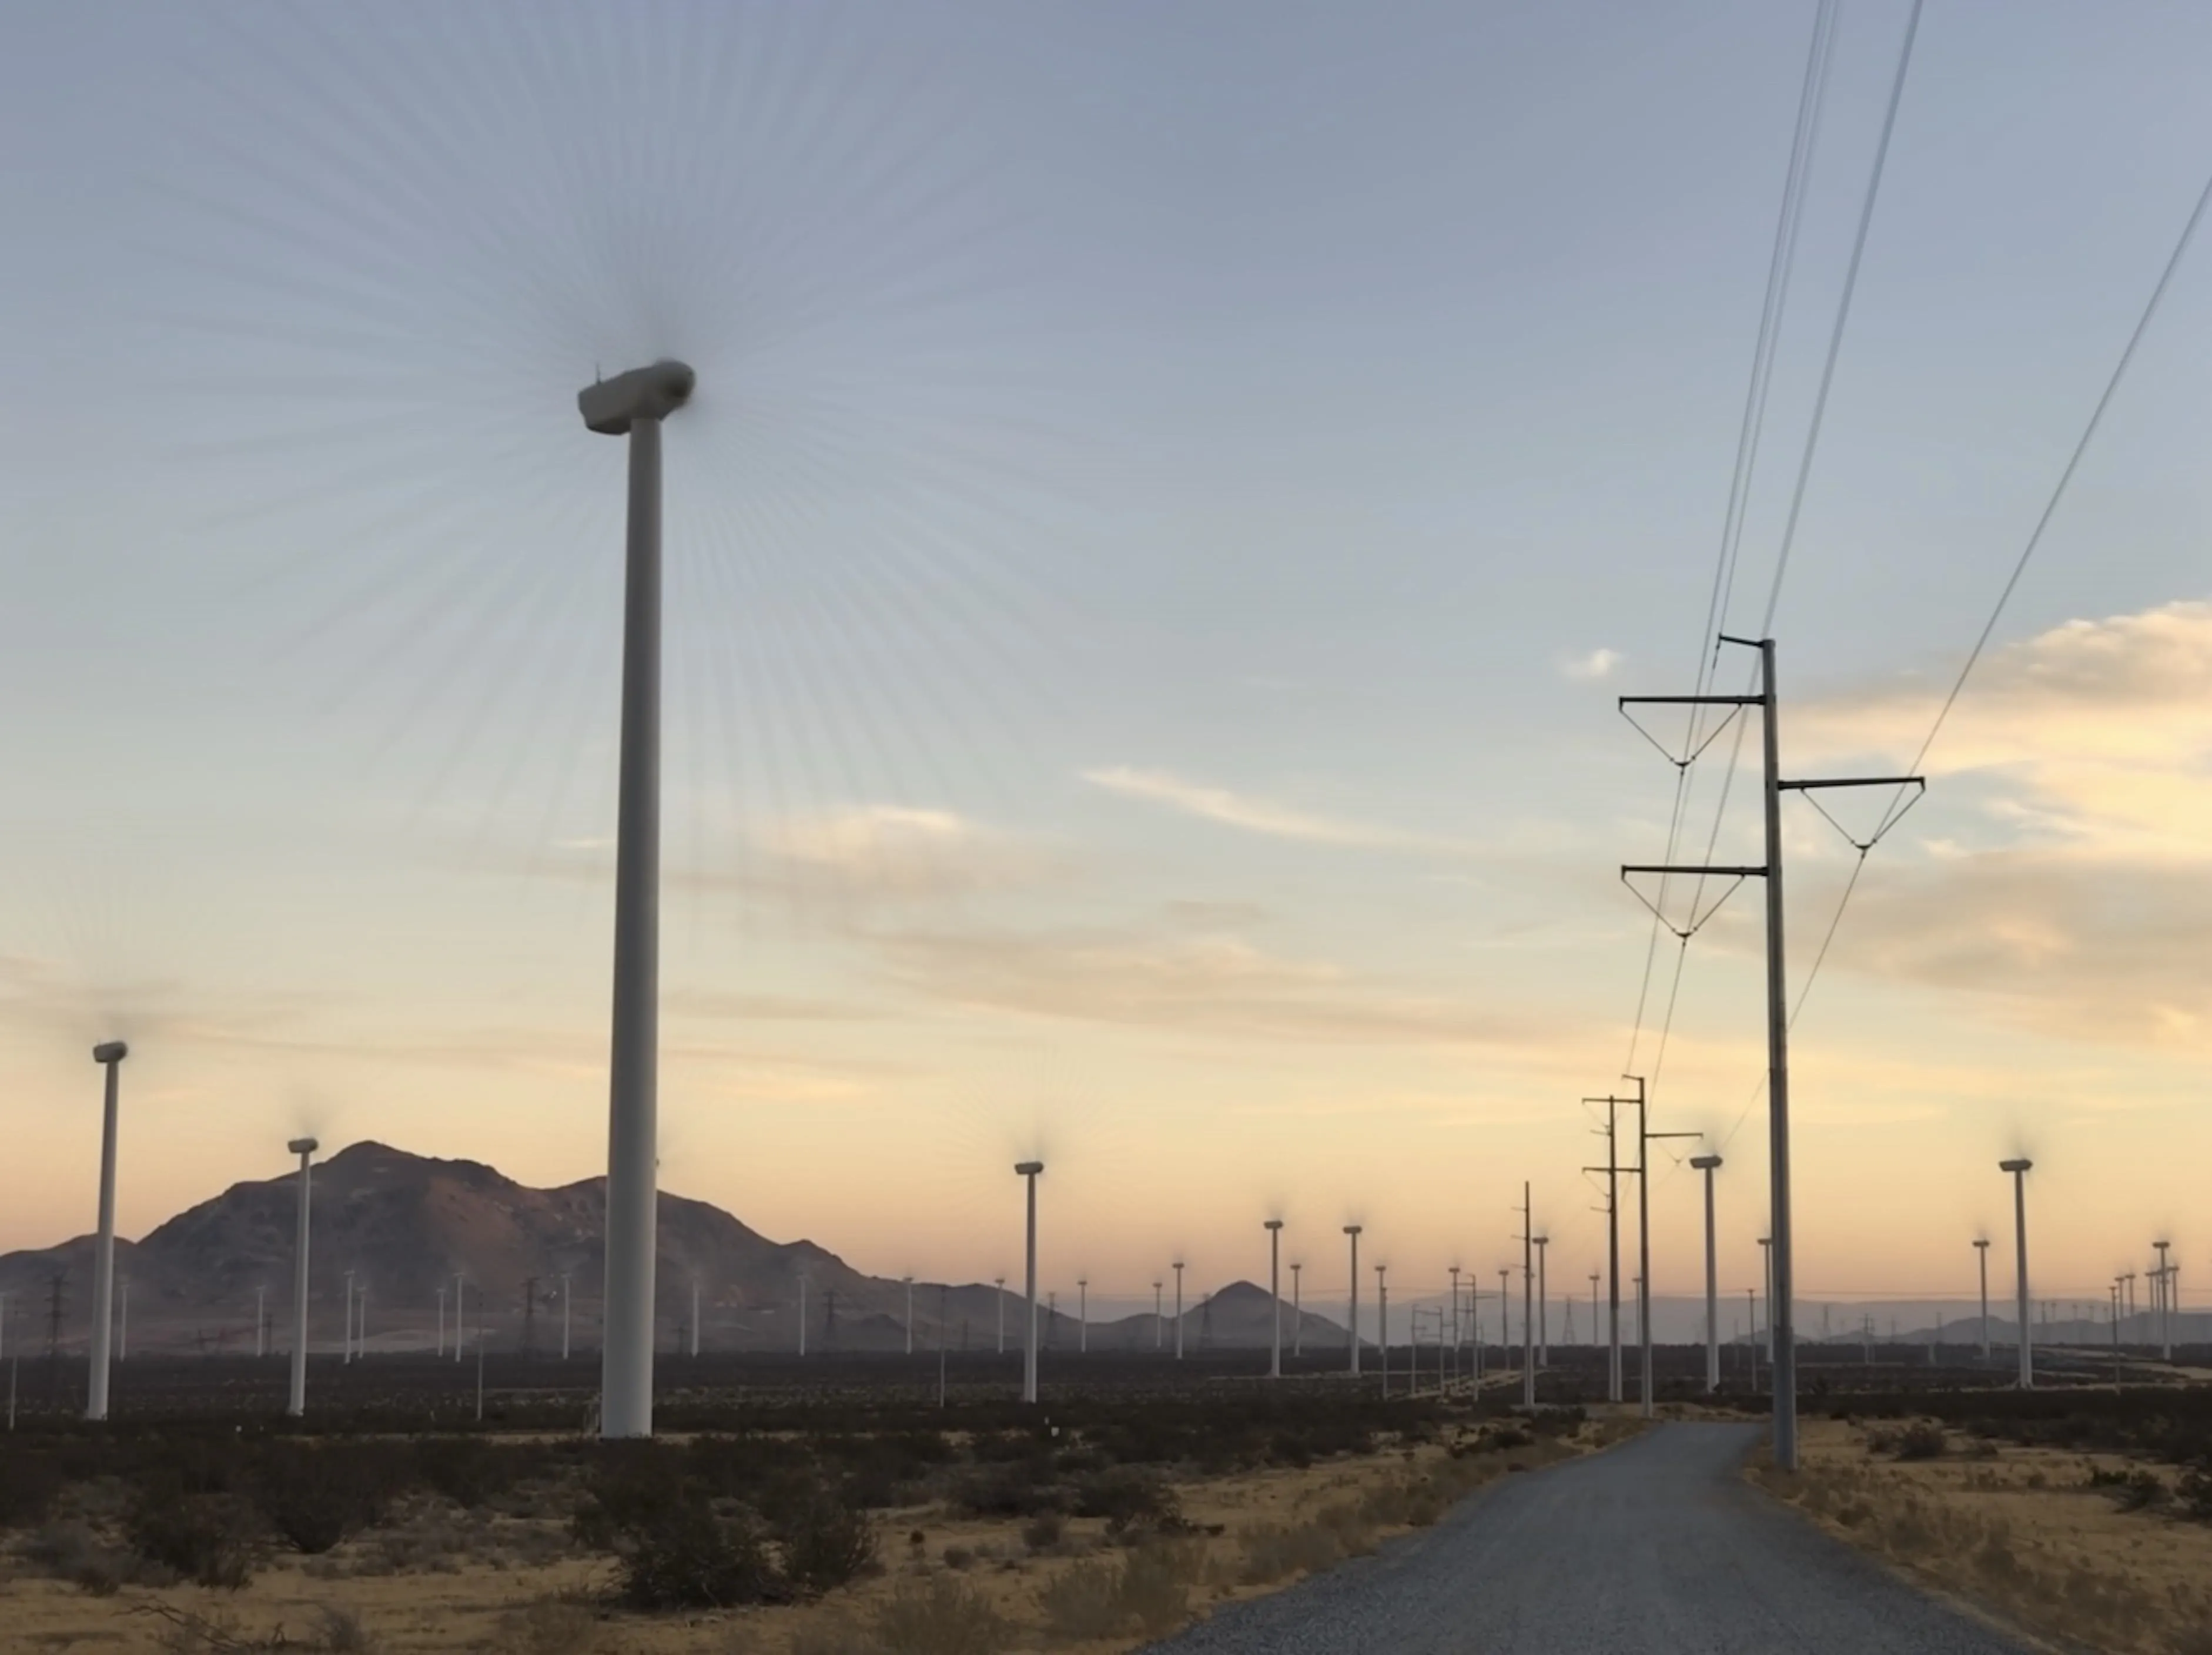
[578,359,697,435]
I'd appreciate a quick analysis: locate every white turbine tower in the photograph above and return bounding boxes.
[1173,1260,1186,1359]
[2001,1158,2034,1388]
[1692,1154,1722,1393]
[86,1040,128,1422]
[285,1137,316,1418]
[1343,1227,1363,1376]
[1533,1232,1549,1368]
[1973,1237,1990,1361]
[578,357,696,1440]
[1016,1162,1043,1403]
[1265,1220,1284,1379]
[1077,1278,1088,1354]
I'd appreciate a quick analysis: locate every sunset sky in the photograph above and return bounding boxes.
[6,1,2212,1325]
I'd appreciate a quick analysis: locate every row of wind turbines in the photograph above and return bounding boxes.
[36,366,2197,1450]
[36,1040,2196,1436]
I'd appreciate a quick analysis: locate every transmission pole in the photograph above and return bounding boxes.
[1582,1092,1633,1403]
[1621,634,1923,1471]
[1517,1182,1536,1408]
[1627,1079,1702,1419]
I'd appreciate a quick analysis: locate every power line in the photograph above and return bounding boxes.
[1635,0,1925,1111]
[1760,0,1926,634]
[1745,151,2212,1097]
[1622,0,1836,1080]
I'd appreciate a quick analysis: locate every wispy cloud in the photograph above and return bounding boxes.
[1082,767,1467,853]
[866,918,1573,1050]
[757,806,1050,902]
[1560,647,1622,682]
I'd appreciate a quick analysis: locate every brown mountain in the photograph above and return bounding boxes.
[0,1142,1345,1357]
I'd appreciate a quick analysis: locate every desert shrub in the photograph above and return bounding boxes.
[413,1436,524,1508]
[255,1445,393,1554]
[2178,1468,2212,1522]
[779,1493,880,1594]
[950,1459,1065,1519]
[613,1497,789,1611]
[570,1445,684,1552]
[2089,1466,2166,1512]
[1071,1468,1183,1536]
[125,1488,262,1589]
[941,1545,976,1570]
[0,1450,66,1527]
[1040,1557,1125,1639]
[1893,1422,1947,1462]
[1267,1430,1314,1470]
[866,1573,1012,1655]
[1020,1512,1064,1553]
[21,1518,136,1594]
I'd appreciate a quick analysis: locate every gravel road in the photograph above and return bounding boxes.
[1145,1422,2031,1654]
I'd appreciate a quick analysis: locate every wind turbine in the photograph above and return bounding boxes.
[285,1137,317,1418]
[1534,1233,1550,1368]
[1342,1228,1362,1376]
[1692,1154,1722,1393]
[1374,1263,1388,1395]
[1265,1221,1284,1379]
[2000,1158,2034,1388]
[1173,1259,1187,1360]
[1016,1161,1043,1403]
[577,357,696,1440]
[1973,1238,1990,1361]
[85,1040,128,1422]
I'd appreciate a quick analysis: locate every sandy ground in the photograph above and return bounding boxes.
[1755,1413,2212,1655]
[2,1415,1628,1653]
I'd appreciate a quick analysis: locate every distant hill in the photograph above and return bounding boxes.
[0,1142,1347,1358]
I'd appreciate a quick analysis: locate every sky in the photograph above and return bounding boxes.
[5,1,2212,1325]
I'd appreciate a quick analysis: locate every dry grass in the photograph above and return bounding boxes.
[1753,1415,2212,1655]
